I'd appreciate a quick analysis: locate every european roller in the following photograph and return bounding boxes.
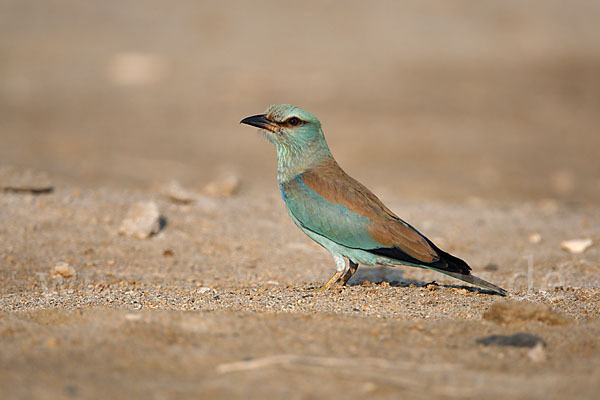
[241,104,506,296]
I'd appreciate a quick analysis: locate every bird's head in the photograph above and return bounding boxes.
[240,104,328,156]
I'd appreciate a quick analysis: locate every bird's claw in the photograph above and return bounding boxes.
[305,281,345,293]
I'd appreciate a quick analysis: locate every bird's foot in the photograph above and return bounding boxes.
[306,268,345,292]
[306,286,326,293]
[306,260,359,292]
[305,280,345,293]
[305,285,326,293]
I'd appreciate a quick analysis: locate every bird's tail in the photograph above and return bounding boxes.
[424,265,507,296]
[370,240,507,295]
[421,242,507,296]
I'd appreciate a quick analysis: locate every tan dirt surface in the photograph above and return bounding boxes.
[1,1,599,399]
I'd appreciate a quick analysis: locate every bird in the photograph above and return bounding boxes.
[241,104,506,296]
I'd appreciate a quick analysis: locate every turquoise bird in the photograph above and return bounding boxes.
[241,104,506,295]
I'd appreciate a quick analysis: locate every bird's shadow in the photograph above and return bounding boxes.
[347,266,502,296]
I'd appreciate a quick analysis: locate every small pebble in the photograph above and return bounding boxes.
[476,333,545,348]
[197,287,211,294]
[0,166,54,194]
[203,175,240,197]
[160,180,196,204]
[119,201,162,239]
[528,233,542,244]
[560,238,592,254]
[527,342,547,362]
[163,249,175,257]
[51,262,76,279]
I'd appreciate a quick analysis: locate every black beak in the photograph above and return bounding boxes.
[240,114,278,132]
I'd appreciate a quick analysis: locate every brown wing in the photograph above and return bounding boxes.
[302,158,439,263]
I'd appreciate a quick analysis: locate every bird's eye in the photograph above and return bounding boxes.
[287,117,300,126]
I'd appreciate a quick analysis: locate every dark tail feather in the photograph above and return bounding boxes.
[424,266,507,296]
[429,247,506,296]
[369,244,507,295]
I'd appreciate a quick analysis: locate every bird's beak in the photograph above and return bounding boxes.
[240,114,278,132]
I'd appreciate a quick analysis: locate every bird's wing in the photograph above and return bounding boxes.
[282,158,439,264]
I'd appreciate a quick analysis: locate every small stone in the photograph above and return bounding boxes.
[197,287,211,294]
[51,262,76,279]
[119,201,162,239]
[560,238,593,254]
[476,333,545,348]
[203,175,240,197]
[528,233,542,244]
[0,166,53,194]
[160,180,196,204]
[527,342,547,362]
[265,280,280,286]
[163,249,175,257]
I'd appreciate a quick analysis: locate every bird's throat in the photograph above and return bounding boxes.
[276,142,332,183]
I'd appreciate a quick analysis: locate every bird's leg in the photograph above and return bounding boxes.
[308,255,347,292]
[338,260,358,286]
[316,269,346,291]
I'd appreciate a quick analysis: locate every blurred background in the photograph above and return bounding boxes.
[1,0,599,205]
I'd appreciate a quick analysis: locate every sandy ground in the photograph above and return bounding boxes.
[1,177,599,399]
[1,1,600,399]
